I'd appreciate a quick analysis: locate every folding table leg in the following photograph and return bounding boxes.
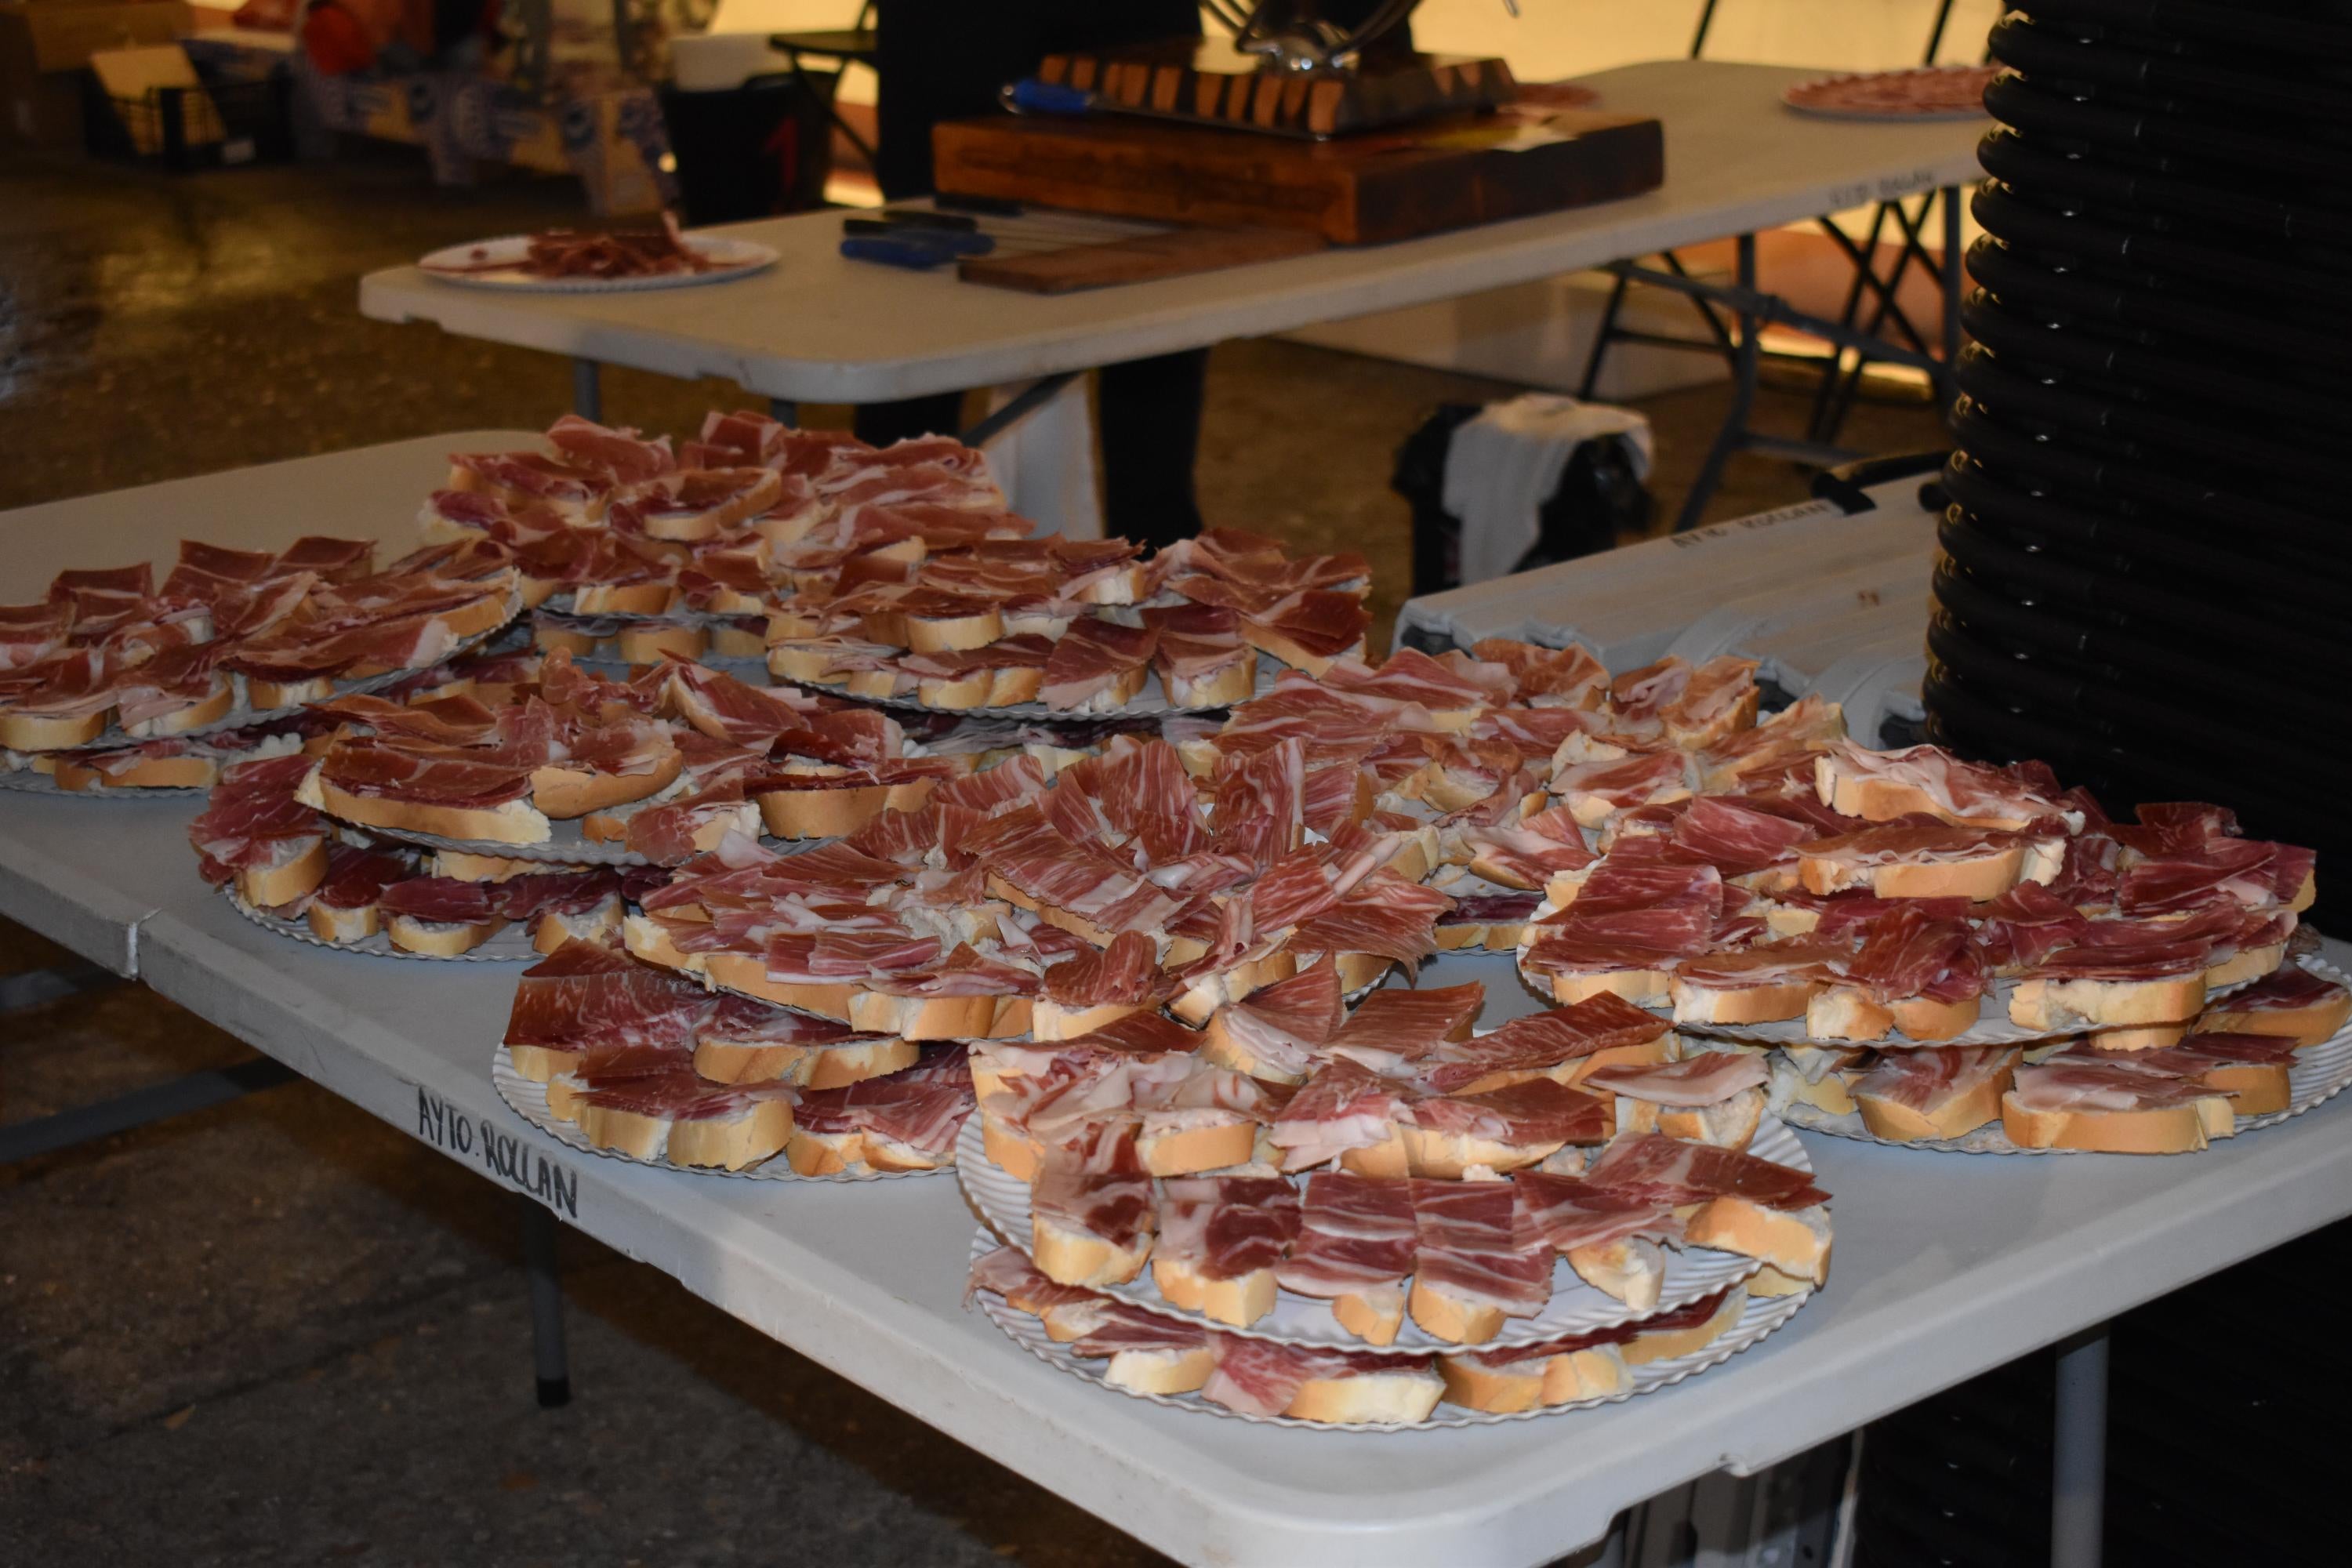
[768,398,798,426]
[2051,1322,2109,1568]
[571,358,602,423]
[959,371,1082,449]
[1671,234,1758,533]
[520,1196,572,1409]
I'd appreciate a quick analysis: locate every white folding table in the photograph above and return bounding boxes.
[8,441,2350,1568]
[358,60,1987,524]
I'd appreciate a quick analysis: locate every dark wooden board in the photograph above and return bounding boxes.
[1038,39,1517,138]
[957,226,1327,294]
[933,110,1665,246]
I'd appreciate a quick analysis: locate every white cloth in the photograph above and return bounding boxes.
[1439,394,1652,586]
[978,376,1103,540]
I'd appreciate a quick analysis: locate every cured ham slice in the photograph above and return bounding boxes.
[1813,739,2081,833]
[1842,903,1984,1005]
[1321,982,1483,1074]
[1552,750,1694,826]
[1584,1133,1828,1210]
[1320,648,1509,717]
[1408,1077,1610,1150]
[1270,1059,1418,1171]
[1795,819,2056,901]
[1031,1135,1156,1283]
[1470,639,1607,708]
[2195,963,2350,1047]
[1276,1173,1418,1303]
[967,1244,1105,1319]
[1410,1180,1552,1319]
[1419,995,1668,1094]
[1155,1177,1302,1282]
[1205,960,1344,1081]
[1583,1051,1769,1106]
[1288,870,1453,974]
[503,941,710,1051]
[790,1047,975,1160]
[2005,1054,2229,1114]
[187,754,322,879]
[1657,655,1759,747]
[1068,1301,1212,1360]
[1512,1172,1675,1254]
[1040,619,1157,712]
[1041,931,1171,1009]
[1666,795,1814,878]
[1198,1336,1431,1419]
[2117,837,2315,916]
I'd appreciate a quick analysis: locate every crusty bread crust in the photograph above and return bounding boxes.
[121,678,235,739]
[1240,622,1362,678]
[386,913,504,956]
[1029,997,1152,1042]
[1152,1254,1277,1328]
[695,1035,916,1088]
[572,582,676,617]
[1565,1236,1663,1311]
[1336,1127,1412,1180]
[1031,1212,1151,1288]
[531,750,683,819]
[1406,1279,1507,1345]
[1546,967,1673,1008]
[616,622,708,666]
[1138,1119,1258,1177]
[1102,1345,1216,1396]
[1282,1367,1444,1425]
[1621,1284,1749,1366]
[1163,652,1258,710]
[245,674,336,709]
[2195,993,2350,1051]
[1332,1286,1405,1346]
[1396,1123,1560,1179]
[702,952,852,1019]
[303,770,553,846]
[55,751,219,791]
[1671,978,1818,1025]
[1854,1058,2013,1142]
[1806,987,1892,1043]
[1798,840,2025,902]
[665,1099,796,1171]
[238,835,329,908]
[2001,1092,2231,1153]
[306,900,381,944]
[0,709,111,750]
[2009,973,2207,1032]
[1683,1200,1831,1285]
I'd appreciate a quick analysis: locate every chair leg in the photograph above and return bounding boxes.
[520,1196,571,1409]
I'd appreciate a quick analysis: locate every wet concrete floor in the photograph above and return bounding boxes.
[0,144,1947,1566]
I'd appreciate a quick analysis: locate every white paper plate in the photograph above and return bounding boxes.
[489,1044,949,1181]
[225,884,550,962]
[955,1115,1818,1351]
[363,818,655,866]
[970,1230,1811,1432]
[1780,960,2352,1155]
[1517,949,2251,1051]
[1781,65,1996,122]
[774,658,1283,724]
[418,234,778,292]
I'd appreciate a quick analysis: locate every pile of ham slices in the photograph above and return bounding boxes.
[499,940,977,1177]
[2,539,521,785]
[416,412,1374,709]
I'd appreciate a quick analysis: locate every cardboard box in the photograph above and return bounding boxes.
[0,0,194,147]
[89,39,219,153]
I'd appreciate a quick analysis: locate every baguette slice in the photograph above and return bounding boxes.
[1439,1341,1629,1414]
[1281,1363,1445,1426]
[2009,973,2207,1033]
[1621,1283,1749,1367]
[1151,1254,1277,1329]
[1032,1211,1152,1289]
[1682,1200,1832,1287]
[2001,1091,2234,1153]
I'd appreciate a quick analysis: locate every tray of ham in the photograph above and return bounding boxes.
[227,884,556,962]
[968,1231,1812,1430]
[1771,957,2352,1155]
[0,540,523,768]
[1510,729,2318,1055]
[956,1114,1803,1352]
[488,940,979,1180]
[418,225,777,292]
[1781,64,1997,121]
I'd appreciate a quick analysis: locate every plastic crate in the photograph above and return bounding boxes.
[82,70,292,172]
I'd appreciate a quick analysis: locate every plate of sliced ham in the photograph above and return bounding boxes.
[492,1044,963,1181]
[227,885,557,962]
[955,1114,1809,1352]
[1781,65,1998,121]
[970,1232,1811,1431]
[1776,960,2352,1155]
[418,227,778,292]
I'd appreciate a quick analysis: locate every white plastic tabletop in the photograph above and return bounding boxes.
[11,441,2352,1568]
[356,60,1990,404]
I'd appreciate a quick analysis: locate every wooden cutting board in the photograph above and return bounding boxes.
[932,110,1665,247]
[956,225,1326,294]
